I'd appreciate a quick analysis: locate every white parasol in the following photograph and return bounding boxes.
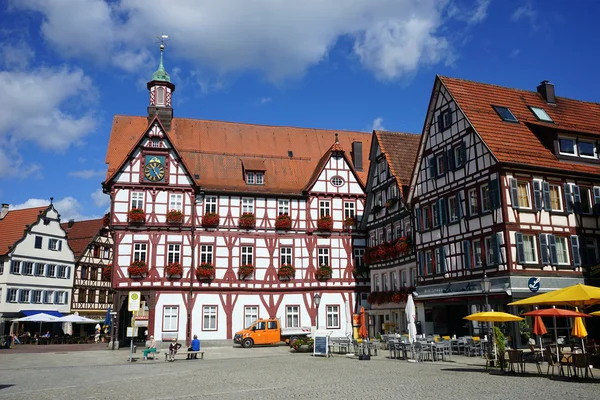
[405,294,417,362]
[57,315,99,323]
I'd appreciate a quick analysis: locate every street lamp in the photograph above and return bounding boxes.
[314,293,321,330]
[480,273,492,357]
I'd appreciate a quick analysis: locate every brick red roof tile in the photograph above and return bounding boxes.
[105,116,372,194]
[374,130,421,196]
[440,76,600,175]
[61,219,104,260]
[0,206,48,256]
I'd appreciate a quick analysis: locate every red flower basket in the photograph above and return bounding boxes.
[166,210,183,224]
[395,238,409,255]
[102,265,112,280]
[127,261,148,277]
[239,213,256,229]
[315,265,332,281]
[278,264,296,280]
[195,263,214,280]
[238,264,255,278]
[202,213,220,228]
[344,217,355,228]
[275,214,292,230]
[165,262,183,277]
[316,215,333,232]
[128,208,145,223]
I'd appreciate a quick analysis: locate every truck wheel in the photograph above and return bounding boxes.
[242,338,253,348]
[289,336,299,346]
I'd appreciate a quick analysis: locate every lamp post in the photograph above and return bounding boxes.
[480,273,492,357]
[314,293,321,330]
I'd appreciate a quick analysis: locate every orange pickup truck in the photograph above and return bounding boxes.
[233,318,311,348]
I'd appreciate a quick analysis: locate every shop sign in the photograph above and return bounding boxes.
[528,277,540,293]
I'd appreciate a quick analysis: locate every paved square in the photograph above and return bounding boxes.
[0,346,597,400]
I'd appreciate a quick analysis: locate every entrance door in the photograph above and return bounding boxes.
[447,305,469,337]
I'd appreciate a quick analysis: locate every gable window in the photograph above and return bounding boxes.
[131,192,144,209]
[480,184,490,212]
[205,196,217,214]
[492,105,518,122]
[558,138,576,156]
[330,176,344,187]
[167,244,181,264]
[319,200,331,217]
[34,236,43,249]
[133,243,147,262]
[318,248,329,266]
[579,141,596,158]
[242,198,254,214]
[286,306,300,328]
[379,159,387,180]
[241,246,253,265]
[278,199,289,216]
[169,193,183,211]
[48,239,62,251]
[438,109,452,131]
[200,245,213,264]
[203,305,217,331]
[344,202,355,219]
[280,247,292,265]
[529,106,553,122]
[468,189,479,215]
[246,171,264,185]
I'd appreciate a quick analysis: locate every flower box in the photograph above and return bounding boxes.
[385,198,398,209]
[275,214,292,230]
[277,264,295,280]
[238,264,255,279]
[316,215,333,232]
[315,265,332,281]
[202,213,220,228]
[239,213,256,229]
[165,262,183,278]
[395,238,409,255]
[344,216,355,228]
[127,261,148,278]
[195,263,214,280]
[128,208,145,223]
[102,265,112,281]
[102,213,111,227]
[166,210,184,224]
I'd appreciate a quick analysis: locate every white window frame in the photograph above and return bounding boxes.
[326,305,340,329]
[20,289,31,303]
[278,199,289,216]
[167,244,181,264]
[354,249,364,269]
[241,246,253,265]
[391,271,398,290]
[473,240,483,268]
[480,184,490,212]
[344,202,355,219]
[10,261,21,274]
[468,188,479,215]
[318,248,329,266]
[46,264,56,278]
[558,137,577,156]
[448,196,458,223]
[8,289,18,303]
[245,306,259,328]
[516,181,532,209]
[431,203,439,227]
[383,273,389,291]
[522,234,537,264]
[32,290,42,304]
[330,176,344,187]
[436,154,445,176]
[319,200,331,217]
[556,236,570,265]
[57,265,66,278]
[200,245,213,264]
[205,196,217,214]
[578,140,596,159]
[169,193,183,211]
[530,106,553,122]
[442,109,452,129]
[242,198,254,214]
[156,87,165,105]
[133,243,147,262]
[454,145,463,168]
[422,206,431,230]
[280,247,292,265]
[203,305,217,331]
[246,172,255,184]
[255,172,264,184]
[401,270,407,287]
[549,184,563,212]
[44,290,54,304]
[48,239,60,251]
[286,306,300,328]
[131,192,144,209]
[22,262,33,275]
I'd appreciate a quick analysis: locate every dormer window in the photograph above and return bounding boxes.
[529,106,553,122]
[579,141,596,158]
[492,105,518,122]
[246,171,264,185]
[558,138,576,156]
[156,87,165,105]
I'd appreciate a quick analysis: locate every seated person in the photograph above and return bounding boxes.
[143,336,157,360]
[187,334,201,359]
[168,338,182,361]
[42,331,51,338]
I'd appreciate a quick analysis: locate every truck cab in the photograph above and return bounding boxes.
[233,318,310,348]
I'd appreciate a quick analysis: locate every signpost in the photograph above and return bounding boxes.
[128,291,141,312]
[127,326,138,362]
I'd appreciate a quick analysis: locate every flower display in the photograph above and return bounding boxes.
[166,209,183,223]
[275,214,292,230]
[201,212,220,228]
[102,265,112,280]
[128,208,145,223]
[385,198,398,209]
[195,263,214,280]
[102,213,111,227]
[315,265,333,281]
[239,213,256,229]
[363,237,411,265]
[367,287,416,305]
[165,262,183,277]
[278,264,296,280]
[238,264,255,278]
[127,260,148,277]
[344,216,355,228]
[316,215,333,231]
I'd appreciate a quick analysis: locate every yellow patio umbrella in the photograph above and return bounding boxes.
[571,307,588,353]
[508,284,600,309]
[590,311,600,317]
[464,311,523,322]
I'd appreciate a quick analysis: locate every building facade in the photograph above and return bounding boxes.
[0,203,75,334]
[361,130,421,337]
[103,47,372,344]
[62,218,113,321]
[408,77,591,340]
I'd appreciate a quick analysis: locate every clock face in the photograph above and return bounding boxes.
[144,156,166,182]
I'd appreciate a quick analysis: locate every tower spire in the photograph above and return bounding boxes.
[147,34,176,131]
[152,35,171,82]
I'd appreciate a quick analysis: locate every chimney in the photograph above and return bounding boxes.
[68,219,75,228]
[352,141,363,171]
[537,80,555,104]
[0,203,8,219]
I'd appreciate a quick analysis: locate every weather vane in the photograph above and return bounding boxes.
[156,33,169,50]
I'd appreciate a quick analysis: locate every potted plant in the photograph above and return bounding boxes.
[291,337,314,352]
[316,215,333,232]
[239,213,256,229]
[344,216,355,228]
[275,214,292,230]
[102,213,111,227]
[202,212,220,228]
[127,260,148,278]
[238,264,255,279]
[315,264,332,281]
[165,262,183,278]
[195,263,214,280]
[128,208,145,223]
[102,265,112,281]
[385,198,398,209]
[278,264,296,280]
[166,209,183,224]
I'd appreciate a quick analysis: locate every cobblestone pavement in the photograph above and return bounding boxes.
[0,346,597,400]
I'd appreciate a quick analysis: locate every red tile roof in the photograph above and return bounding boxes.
[440,76,600,175]
[374,130,421,196]
[61,219,104,260]
[105,116,372,194]
[0,206,48,256]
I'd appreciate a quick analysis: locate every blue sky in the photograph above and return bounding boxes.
[1,0,599,221]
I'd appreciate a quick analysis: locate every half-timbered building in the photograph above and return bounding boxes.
[361,131,421,337]
[408,77,593,340]
[62,218,113,323]
[103,47,372,344]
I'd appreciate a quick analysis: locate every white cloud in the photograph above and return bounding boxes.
[511,4,536,23]
[91,188,110,208]
[0,141,42,179]
[0,40,35,70]
[68,169,106,179]
[372,117,385,131]
[10,196,101,221]
[259,97,272,105]
[17,0,488,82]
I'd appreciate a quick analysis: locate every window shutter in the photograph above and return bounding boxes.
[516,232,525,264]
[58,240,62,251]
[548,235,558,266]
[533,181,542,211]
[54,291,59,304]
[593,187,600,215]
[16,289,22,303]
[463,240,471,269]
[437,114,444,132]
[564,184,573,213]
[417,251,424,277]
[447,148,455,172]
[439,198,447,225]
[66,266,71,279]
[35,236,42,249]
[573,185,582,214]
[440,246,446,273]
[441,154,447,176]
[509,178,519,209]
[490,179,501,209]
[539,234,549,265]
[415,208,421,232]
[63,292,69,305]
[495,233,502,264]
[542,181,551,211]
[456,192,463,219]
[570,236,581,267]
[460,142,466,167]
[428,157,436,180]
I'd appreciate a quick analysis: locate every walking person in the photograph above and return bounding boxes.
[187,334,200,359]
[143,336,157,360]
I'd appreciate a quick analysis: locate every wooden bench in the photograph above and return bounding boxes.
[144,350,161,360]
[164,350,204,361]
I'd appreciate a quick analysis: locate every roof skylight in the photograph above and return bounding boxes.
[492,105,518,122]
[529,106,554,122]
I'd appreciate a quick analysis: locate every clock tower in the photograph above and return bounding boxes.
[147,42,175,131]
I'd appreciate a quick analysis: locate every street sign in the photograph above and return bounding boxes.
[126,327,138,337]
[128,291,141,311]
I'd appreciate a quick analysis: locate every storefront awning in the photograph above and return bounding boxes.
[21,310,64,318]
